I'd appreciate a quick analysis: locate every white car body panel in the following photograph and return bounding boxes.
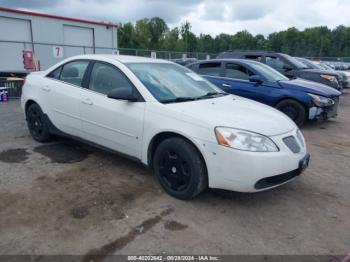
[21,55,309,193]
[80,88,145,158]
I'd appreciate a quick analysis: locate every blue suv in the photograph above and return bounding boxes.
[187,59,341,126]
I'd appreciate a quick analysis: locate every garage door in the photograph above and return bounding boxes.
[0,16,32,72]
[63,25,94,57]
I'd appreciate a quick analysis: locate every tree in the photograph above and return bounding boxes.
[198,34,214,53]
[162,27,181,51]
[118,17,350,58]
[231,30,257,50]
[119,22,138,49]
[134,18,151,49]
[148,17,168,49]
[180,21,190,52]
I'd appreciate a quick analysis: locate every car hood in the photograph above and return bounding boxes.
[338,70,350,77]
[278,78,341,97]
[165,95,296,137]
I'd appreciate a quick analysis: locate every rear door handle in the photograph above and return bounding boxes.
[222,83,231,88]
[81,99,93,105]
[41,86,51,92]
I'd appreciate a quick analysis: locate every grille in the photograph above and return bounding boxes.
[255,168,300,189]
[283,136,300,153]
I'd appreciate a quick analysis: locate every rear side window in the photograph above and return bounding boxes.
[245,55,263,62]
[89,62,134,95]
[60,61,89,87]
[225,63,254,80]
[198,62,222,76]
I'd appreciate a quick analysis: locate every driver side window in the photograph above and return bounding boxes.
[225,63,254,80]
[89,62,133,95]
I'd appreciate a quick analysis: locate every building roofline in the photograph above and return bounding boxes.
[0,6,118,28]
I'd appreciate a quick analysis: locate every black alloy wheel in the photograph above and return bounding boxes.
[276,99,307,127]
[158,150,191,192]
[153,137,207,200]
[26,104,51,142]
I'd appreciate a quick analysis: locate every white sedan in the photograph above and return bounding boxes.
[21,55,310,199]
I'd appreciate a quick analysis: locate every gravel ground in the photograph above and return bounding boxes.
[0,92,349,259]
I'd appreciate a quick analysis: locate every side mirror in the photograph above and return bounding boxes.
[107,88,138,102]
[249,75,263,84]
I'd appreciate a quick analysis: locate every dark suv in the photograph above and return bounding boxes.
[217,51,342,91]
[295,57,348,89]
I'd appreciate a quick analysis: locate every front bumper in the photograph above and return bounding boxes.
[308,97,339,120]
[326,80,342,91]
[194,128,309,192]
[342,79,349,89]
[254,153,310,189]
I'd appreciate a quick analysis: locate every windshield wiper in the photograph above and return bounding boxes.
[197,91,228,99]
[161,92,227,104]
[161,97,197,104]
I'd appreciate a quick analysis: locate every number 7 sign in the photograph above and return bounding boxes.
[53,46,63,58]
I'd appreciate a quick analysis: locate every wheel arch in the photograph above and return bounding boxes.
[274,97,309,118]
[146,131,208,173]
[24,99,39,115]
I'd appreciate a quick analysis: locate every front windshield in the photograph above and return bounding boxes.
[318,63,333,70]
[297,58,320,69]
[127,62,226,103]
[281,54,308,69]
[250,62,289,81]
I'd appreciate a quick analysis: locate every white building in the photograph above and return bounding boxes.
[0,6,118,76]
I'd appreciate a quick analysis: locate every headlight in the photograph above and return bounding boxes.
[214,127,279,152]
[320,74,337,82]
[308,93,334,107]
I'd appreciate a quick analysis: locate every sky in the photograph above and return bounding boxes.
[1,0,350,36]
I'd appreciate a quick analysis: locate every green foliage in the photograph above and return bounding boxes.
[118,18,350,57]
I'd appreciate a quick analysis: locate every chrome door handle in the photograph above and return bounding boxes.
[222,83,231,88]
[42,86,51,92]
[82,99,93,105]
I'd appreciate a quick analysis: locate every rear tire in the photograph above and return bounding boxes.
[153,137,208,200]
[26,103,51,142]
[276,99,307,127]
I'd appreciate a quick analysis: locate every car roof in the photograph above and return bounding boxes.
[192,58,264,66]
[64,54,172,64]
[219,50,281,55]
[217,51,287,59]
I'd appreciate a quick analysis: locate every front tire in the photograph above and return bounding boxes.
[153,137,208,200]
[276,99,307,127]
[26,103,51,142]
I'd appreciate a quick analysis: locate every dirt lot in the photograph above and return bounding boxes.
[0,92,349,258]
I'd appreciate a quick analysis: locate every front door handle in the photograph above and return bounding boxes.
[82,99,93,105]
[222,83,231,88]
[41,86,51,92]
